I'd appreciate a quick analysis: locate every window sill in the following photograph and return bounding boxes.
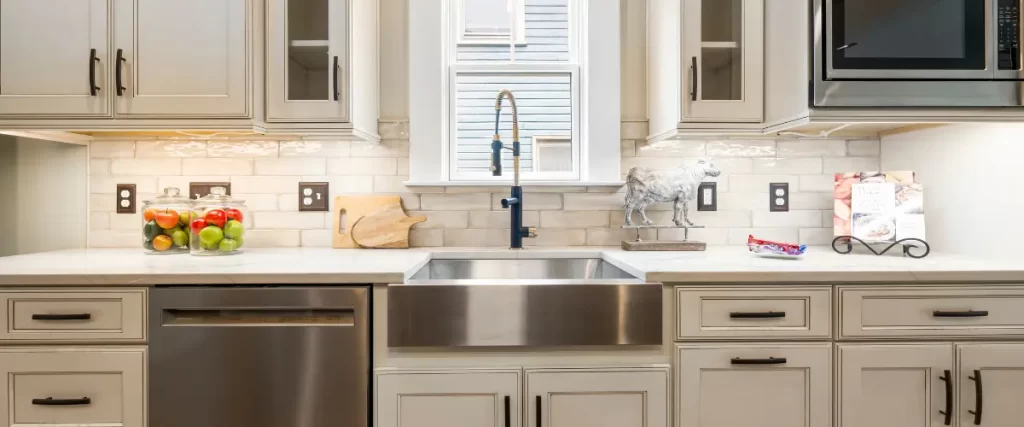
[403,180,625,188]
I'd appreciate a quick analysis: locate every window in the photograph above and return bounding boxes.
[408,0,621,186]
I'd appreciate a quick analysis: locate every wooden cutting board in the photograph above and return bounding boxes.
[332,195,417,248]
[351,203,426,249]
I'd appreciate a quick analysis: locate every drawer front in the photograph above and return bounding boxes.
[676,287,832,340]
[0,348,145,427]
[839,286,1024,339]
[0,289,146,342]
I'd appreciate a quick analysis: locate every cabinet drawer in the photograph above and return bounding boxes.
[0,347,145,427]
[0,289,146,342]
[676,287,831,340]
[839,286,1024,339]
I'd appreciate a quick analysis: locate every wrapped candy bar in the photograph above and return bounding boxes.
[747,235,806,258]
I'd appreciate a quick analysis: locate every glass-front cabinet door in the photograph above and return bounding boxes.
[267,0,348,122]
[682,0,763,122]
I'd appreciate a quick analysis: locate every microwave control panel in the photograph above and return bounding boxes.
[999,0,1020,69]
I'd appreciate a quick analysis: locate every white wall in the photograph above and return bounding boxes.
[0,135,87,256]
[881,124,1024,259]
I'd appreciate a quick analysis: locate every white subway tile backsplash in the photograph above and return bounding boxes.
[790,192,833,210]
[490,193,562,210]
[799,228,835,245]
[244,230,301,248]
[444,229,509,247]
[299,230,333,247]
[822,211,835,228]
[621,140,636,157]
[90,141,135,158]
[89,213,110,231]
[351,140,408,158]
[847,139,881,157]
[90,194,115,212]
[751,158,823,175]
[528,229,587,246]
[397,158,410,175]
[208,141,279,158]
[622,156,689,171]
[88,230,139,248]
[718,192,767,211]
[409,211,469,229]
[707,140,776,157]
[752,210,823,228]
[469,211,539,228]
[621,121,648,140]
[109,212,142,231]
[421,193,491,210]
[540,211,610,228]
[564,193,623,211]
[280,141,350,157]
[253,212,327,230]
[635,140,705,157]
[372,175,408,193]
[305,176,374,194]
[255,158,327,176]
[136,140,207,158]
[409,229,445,247]
[798,174,835,192]
[823,157,881,173]
[729,175,799,193]
[329,157,398,176]
[90,159,111,176]
[728,228,799,245]
[182,159,253,176]
[231,176,302,194]
[111,158,182,176]
[777,140,846,158]
[90,176,159,194]
[586,228,655,246]
[658,227,730,244]
[278,194,299,212]
[707,158,754,175]
[378,121,409,139]
[157,176,225,196]
[234,193,278,211]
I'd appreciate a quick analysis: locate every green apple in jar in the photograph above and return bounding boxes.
[218,238,240,253]
[223,220,244,240]
[199,226,224,248]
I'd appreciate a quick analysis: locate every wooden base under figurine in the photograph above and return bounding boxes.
[621,225,707,251]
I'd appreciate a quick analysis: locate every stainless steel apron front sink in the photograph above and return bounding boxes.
[388,259,662,347]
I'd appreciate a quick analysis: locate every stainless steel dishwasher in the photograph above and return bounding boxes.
[149,286,370,427]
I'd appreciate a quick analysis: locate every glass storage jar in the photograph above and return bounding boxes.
[141,187,193,254]
[190,187,247,256]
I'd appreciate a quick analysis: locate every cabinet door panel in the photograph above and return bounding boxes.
[681,0,763,122]
[837,344,953,427]
[677,343,831,427]
[0,0,110,116]
[526,368,669,427]
[376,370,519,427]
[958,343,1024,427]
[114,0,249,117]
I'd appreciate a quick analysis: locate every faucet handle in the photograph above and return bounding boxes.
[522,227,537,238]
[501,197,519,209]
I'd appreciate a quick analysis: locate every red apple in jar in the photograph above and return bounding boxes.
[225,208,243,222]
[204,209,227,228]
[191,218,208,234]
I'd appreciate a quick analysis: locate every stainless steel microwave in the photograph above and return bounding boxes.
[814,0,1024,107]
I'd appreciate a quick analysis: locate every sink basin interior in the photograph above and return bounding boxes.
[409,258,639,281]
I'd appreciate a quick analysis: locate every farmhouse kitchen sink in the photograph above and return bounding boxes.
[389,258,662,347]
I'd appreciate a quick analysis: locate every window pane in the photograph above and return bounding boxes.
[701,48,742,101]
[457,0,569,62]
[464,0,512,35]
[287,0,330,101]
[454,72,573,176]
[534,138,572,172]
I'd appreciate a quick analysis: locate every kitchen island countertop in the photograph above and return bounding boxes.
[0,246,1020,286]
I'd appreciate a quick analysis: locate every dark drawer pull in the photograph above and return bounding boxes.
[939,370,952,425]
[31,313,91,321]
[731,357,787,365]
[730,311,786,319]
[968,369,982,425]
[933,310,989,318]
[32,397,91,406]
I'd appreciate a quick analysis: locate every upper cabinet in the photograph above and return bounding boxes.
[265,0,378,138]
[648,0,764,140]
[0,0,111,117]
[113,0,250,117]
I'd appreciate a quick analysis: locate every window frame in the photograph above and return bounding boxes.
[455,0,527,46]
[407,0,622,187]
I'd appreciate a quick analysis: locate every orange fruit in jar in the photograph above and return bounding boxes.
[152,235,173,251]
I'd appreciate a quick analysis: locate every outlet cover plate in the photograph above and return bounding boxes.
[189,182,231,200]
[697,182,717,211]
[770,182,790,212]
[116,184,136,214]
[298,182,329,212]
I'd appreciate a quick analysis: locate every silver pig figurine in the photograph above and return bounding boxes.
[624,158,721,227]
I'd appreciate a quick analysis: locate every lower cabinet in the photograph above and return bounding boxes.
[958,343,1024,427]
[375,367,669,427]
[0,347,146,427]
[676,343,832,427]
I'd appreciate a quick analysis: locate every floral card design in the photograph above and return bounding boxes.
[834,172,925,242]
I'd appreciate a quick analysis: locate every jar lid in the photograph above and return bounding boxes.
[145,187,191,205]
[195,186,246,205]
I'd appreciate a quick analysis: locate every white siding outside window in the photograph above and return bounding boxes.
[408,0,621,187]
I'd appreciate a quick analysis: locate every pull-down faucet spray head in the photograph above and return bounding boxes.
[491,89,521,185]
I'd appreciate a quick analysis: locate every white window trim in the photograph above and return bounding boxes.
[455,0,527,46]
[532,135,573,173]
[408,0,621,187]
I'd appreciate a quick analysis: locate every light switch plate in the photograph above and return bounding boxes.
[770,183,790,212]
[697,182,717,211]
[298,182,329,212]
[189,182,231,200]
[116,184,136,214]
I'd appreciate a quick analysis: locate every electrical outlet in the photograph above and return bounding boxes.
[770,183,790,212]
[298,182,329,212]
[189,182,231,200]
[116,184,136,214]
[697,182,717,211]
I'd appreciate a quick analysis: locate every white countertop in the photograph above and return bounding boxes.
[0,246,1019,286]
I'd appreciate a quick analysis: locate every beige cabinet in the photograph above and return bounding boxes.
[113,0,250,117]
[0,289,146,343]
[0,0,111,117]
[958,343,1024,427]
[0,347,146,427]
[376,369,520,427]
[676,343,831,427]
[837,344,954,427]
[525,368,669,427]
[676,287,831,340]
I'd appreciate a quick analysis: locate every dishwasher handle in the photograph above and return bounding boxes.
[162,308,355,327]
